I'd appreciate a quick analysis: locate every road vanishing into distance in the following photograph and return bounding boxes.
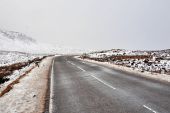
[49,56,170,113]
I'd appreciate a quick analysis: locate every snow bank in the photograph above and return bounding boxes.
[0,56,54,113]
[0,63,35,94]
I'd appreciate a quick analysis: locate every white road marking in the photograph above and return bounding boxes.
[67,61,72,64]
[68,60,116,90]
[82,61,86,64]
[143,105,157,113]
[76,66,86,72]
[90,74,116,90]
[49,60,55,113]
[67,61,86,72]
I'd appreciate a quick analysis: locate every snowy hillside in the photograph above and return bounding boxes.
[0,51,43,67]
[0,29,85,54]
[0,29,35,43]
[0,29,49,54]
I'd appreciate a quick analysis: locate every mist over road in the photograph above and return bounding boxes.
[49,56,170,113]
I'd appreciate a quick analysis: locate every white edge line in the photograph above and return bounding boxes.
[90,74,116,90]
[49,59,55,113]
[143,105,157,113]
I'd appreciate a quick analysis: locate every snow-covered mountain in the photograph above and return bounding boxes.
[0,29,86,54]
[0,29,36,43]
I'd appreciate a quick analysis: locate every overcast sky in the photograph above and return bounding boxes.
[0,0,170,50]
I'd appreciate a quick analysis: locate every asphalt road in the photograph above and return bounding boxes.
[49,56,170,113]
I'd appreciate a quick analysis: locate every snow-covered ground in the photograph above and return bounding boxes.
[0,51,43,67]
[81,49,170,75]
[0,51,45,95]
[88,49,149,58]
[0,29,82,113]
[0,28,85,92]
[0,56,54,113]
[0,29,57,113]
[0,60,35,94]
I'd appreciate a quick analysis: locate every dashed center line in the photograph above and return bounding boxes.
[76,66,86,72]
[67,61,85,72]
[90,74,116,90]
[67,61,116,90]
[143,105,158,113]
[67,59,161,113]
[82,61,86,64]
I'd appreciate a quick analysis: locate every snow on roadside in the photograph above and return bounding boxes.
[0,56,54,113]
[84,49,170,74]
[0,63,35,93]
[77,57,170,83]
[0,51,43,67]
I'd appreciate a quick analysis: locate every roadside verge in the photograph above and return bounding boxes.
[0,56,54,113]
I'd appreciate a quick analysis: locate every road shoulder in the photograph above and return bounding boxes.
[0,56,54,113]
